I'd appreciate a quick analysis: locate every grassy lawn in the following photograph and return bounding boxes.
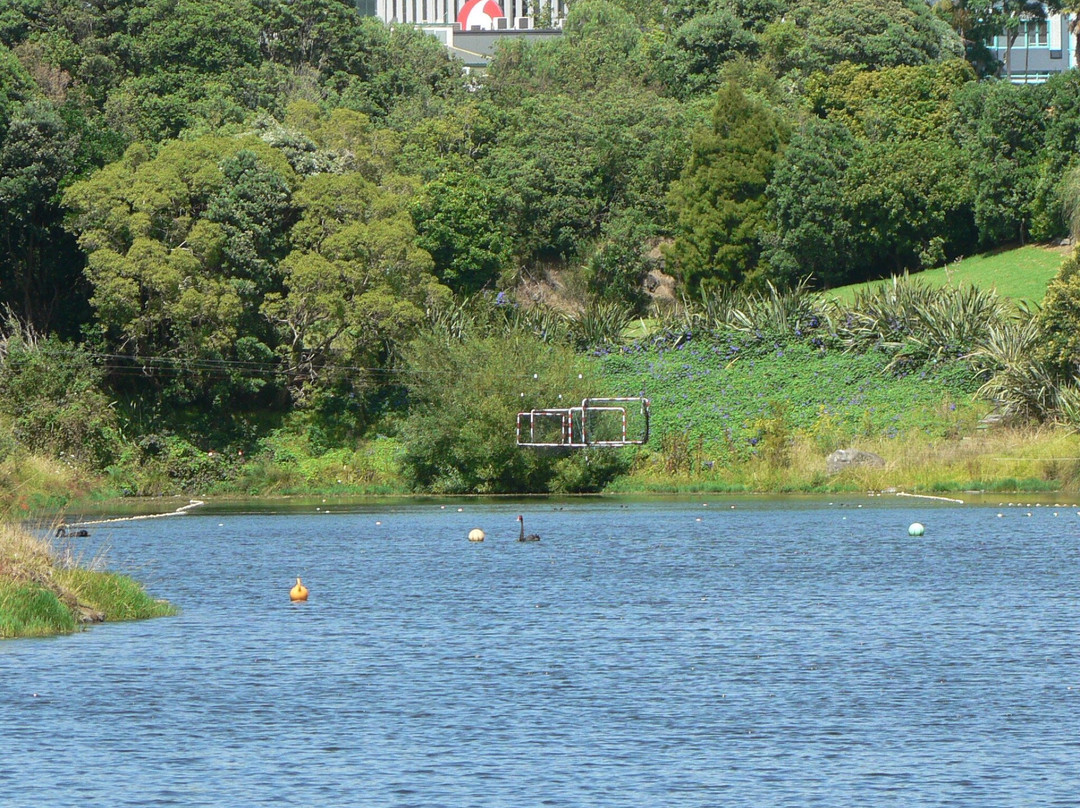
[826,244,1067,306]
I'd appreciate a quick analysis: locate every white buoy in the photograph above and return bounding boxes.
[468,528,485,542]
[908,522,925,536]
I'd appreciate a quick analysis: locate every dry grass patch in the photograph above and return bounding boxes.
[612,425,1080,494]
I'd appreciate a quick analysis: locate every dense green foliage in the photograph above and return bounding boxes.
[401,327,629,493]
[665,83,788,289]
[0,0,1077,495]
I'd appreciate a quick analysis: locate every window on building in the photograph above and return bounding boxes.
[355,0,377,14]
[988,19,1050,49]
[1024,19,1049,47]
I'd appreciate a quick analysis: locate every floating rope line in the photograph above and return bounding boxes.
[66,500,205,528]
[896,492,964,504]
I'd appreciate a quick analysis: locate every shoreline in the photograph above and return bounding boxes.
[49,488,1080,521]
[0,521,177,640]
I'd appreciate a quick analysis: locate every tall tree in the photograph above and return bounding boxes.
[0,99,88,334]
[665,82,787,290]
[783,0,964,74]
[62,135,298,403]
[262,171,449,399]
[955,78,1047,246]
[764,117,858,288]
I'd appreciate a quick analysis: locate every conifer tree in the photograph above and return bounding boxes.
[664,82,786,290]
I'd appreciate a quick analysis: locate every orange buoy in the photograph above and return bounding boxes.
[290,577,309,602]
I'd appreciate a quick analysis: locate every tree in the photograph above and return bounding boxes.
[483,0,647,102]
[0,99,90,334]
[766,61,977,287]
[652,10,760,99]
[62,135,298,404]
[991,0,1047,80]
[262,171,449,400]
[764,117,858,288]
[320,17,466,120]
[396,101,505,183]
[1029,71,1080,240]
[400,330,597,493]
[1033,249,1080,378]
[955,78,1047,246]
[482,87,689,266]
[205,149,296,300]
[933,0,1010,76]
[411,172,513,294]
[785,0,963,74]
[581,209,657,307]
[665,82,787,290]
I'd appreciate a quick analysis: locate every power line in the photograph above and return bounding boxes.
[0,346,569,381]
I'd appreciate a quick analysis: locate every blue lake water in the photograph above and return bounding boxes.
[2,497,1080,807]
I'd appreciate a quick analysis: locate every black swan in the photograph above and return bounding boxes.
[517,515,540,542]
[55,526,89,537]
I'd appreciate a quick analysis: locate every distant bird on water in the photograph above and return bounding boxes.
[517,515,540,542]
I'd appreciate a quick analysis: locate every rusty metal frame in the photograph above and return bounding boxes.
[516,397,650,447]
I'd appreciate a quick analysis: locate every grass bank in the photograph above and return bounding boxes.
[591,331,1080,495]
[0,522,176,639]
[827,244,1065,305]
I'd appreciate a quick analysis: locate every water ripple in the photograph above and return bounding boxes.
[2,500,1078,806]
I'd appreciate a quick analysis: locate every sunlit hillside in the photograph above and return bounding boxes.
[826,245,1068,306]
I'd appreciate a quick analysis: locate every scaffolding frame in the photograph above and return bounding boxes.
[516,397,650,448]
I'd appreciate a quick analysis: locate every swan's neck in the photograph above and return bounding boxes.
[519,520,524,540]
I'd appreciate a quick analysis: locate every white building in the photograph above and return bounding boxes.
[372,0,569,28]
[987,12,1075,83]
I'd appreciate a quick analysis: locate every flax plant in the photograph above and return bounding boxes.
[501,303,569,344]
[834,275,1008,369]
[728,278,831,338]
[970,313,1060,423]
[566,300,634,350]
[657,278,828,342]
[425,296,482,343]
[887,284,1008,369]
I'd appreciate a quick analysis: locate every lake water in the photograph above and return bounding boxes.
[2,497,1079,807]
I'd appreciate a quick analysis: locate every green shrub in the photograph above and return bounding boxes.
[401,331,607,493]
[0,327,123,467]
[549,448,631,493]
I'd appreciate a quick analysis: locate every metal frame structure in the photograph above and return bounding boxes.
[516,397,650,448]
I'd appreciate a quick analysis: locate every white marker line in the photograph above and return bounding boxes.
[896,492,964,504]
[66,500,205,527]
